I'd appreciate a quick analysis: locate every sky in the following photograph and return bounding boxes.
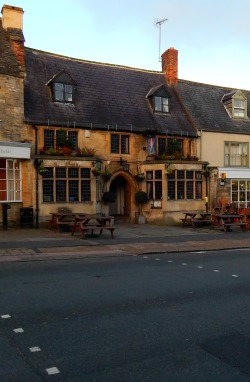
[8,0,250,90]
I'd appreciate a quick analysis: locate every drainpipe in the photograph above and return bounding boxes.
[33,125,39,228]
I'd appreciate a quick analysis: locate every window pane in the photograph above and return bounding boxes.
[81,168,91,178]
[43,180,53,202]
[69,180,79,201]
[121,135,129,154]
[195,181,202,199]
[44,130,55,149]
[186,181,193,199]
[177,182,184,199]
[155,182,162,199]
[154,96,161,111]
[81,180,91,201]
[111,135,119,153]
[168,181,175,199]
[158,137,166,156]
[68,131,78,150]
[155,170,162,179]
[56,180,66,201]
[68,168,78,178]
[162,97,169,112]
[56,167,66,178]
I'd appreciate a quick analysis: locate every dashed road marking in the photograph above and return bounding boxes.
[182,263,187,266]
[143,256,148,258]
[30,346,41,352]
[232,274,239,278]
[13,328,24,333]
[1,314,11,319]
[213,270,220,273]
[197,266,204,269]
[46,367,60,375]
[168,260,173,263]
[155,258,161,261]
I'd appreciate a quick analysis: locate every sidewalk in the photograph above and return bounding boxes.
[1,222,250,262]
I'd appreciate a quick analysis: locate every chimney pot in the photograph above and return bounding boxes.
[1,5,24,30]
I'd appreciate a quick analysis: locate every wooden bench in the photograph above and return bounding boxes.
[56,219,75,232]
[191,218,212,228]
[180,218,192,226]
[98,225,117,238]
[80,225,98,239]
[223,222,247,232]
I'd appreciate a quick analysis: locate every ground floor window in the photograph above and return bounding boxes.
[42,167,91,202]
[231,179,250,207]
[167,170,202,200]
[0,159,22,201]
[146,170,162,200]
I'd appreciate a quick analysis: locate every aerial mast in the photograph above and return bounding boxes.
[155,18,168,62]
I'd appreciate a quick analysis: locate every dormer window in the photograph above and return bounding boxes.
[233,98,246,118]
[222,90,247,119]
[46,70,76,104]
[146,84,171,114]
[154,96,169,112]
[54,83,73,102]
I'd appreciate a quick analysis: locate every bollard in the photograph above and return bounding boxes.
[2,203,10,230]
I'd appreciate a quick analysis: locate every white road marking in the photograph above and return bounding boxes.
[13,328,24,333]
[46,367,60,375]
[190,251,206,254]
[197,266,204,269]
[182,263,187,266]
[213,270,220,273]
[30,347,41,352]
[155,258,161,261]
[143,256,148,258]
[168,260,173,263]
[232,274,239,278]
[1,314,11,319]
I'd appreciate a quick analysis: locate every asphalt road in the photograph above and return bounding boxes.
[1,249,250,381]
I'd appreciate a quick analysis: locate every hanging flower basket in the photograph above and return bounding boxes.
[92,168,101,177]
[134,173,145,182]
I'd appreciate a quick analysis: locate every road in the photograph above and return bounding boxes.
[1,249,250,381]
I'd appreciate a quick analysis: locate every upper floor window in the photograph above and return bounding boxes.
[222,90,247,119]
[154,96,169,113]
[54,83,73,102]
[233,98,246,118]
[46,70,76,104]
[44,129,78,151]
[146,84,171,114]
[111,134,130,154]
[224,142,248,166]
[157,137,183,157]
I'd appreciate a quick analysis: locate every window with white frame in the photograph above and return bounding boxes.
[42,167,91,202]
[167,170,202,200]
[231,179,250,207]
[0,159,22,202]
[233,98,246,118]
[224,142,248,166]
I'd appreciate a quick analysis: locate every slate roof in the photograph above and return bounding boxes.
[175,80,250,134]
[24,48,197,137]
[0,20,21,77]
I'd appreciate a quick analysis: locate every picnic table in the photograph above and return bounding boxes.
[180,211,212,227]
[211,213,247,232]
[49,212,85,231]
[71,214,116,239]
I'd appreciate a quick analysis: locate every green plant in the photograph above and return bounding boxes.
[134,172,145,182]
[92,167,101,176]
[101,168,112,181]
[102,191,116,203]
[135,191,149,214]
[82,147,96,156]
[63,138,73,148]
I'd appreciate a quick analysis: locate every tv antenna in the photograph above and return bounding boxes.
[154,18,168,62]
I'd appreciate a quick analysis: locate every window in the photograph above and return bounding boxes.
[111,134,129,154]
[167,170,202,200]
[234,98,246,118]
[231,180,250,207]
[146,170,162,200]
[0,159,22,202]
[224,142,248,166]
[54,83,73,102]
[44,129,78,150]
[42,167,91,203]
[157,137,183,157]
[154,96,169,113]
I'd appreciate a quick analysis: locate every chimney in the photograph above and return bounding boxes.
[161,47,178,86]
[1,5,25,74]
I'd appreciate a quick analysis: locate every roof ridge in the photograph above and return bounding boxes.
[25,46,163,74]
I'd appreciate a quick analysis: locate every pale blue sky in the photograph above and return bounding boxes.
[8,0,250,89]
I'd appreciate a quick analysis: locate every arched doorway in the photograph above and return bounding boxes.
[109,175,131,217]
